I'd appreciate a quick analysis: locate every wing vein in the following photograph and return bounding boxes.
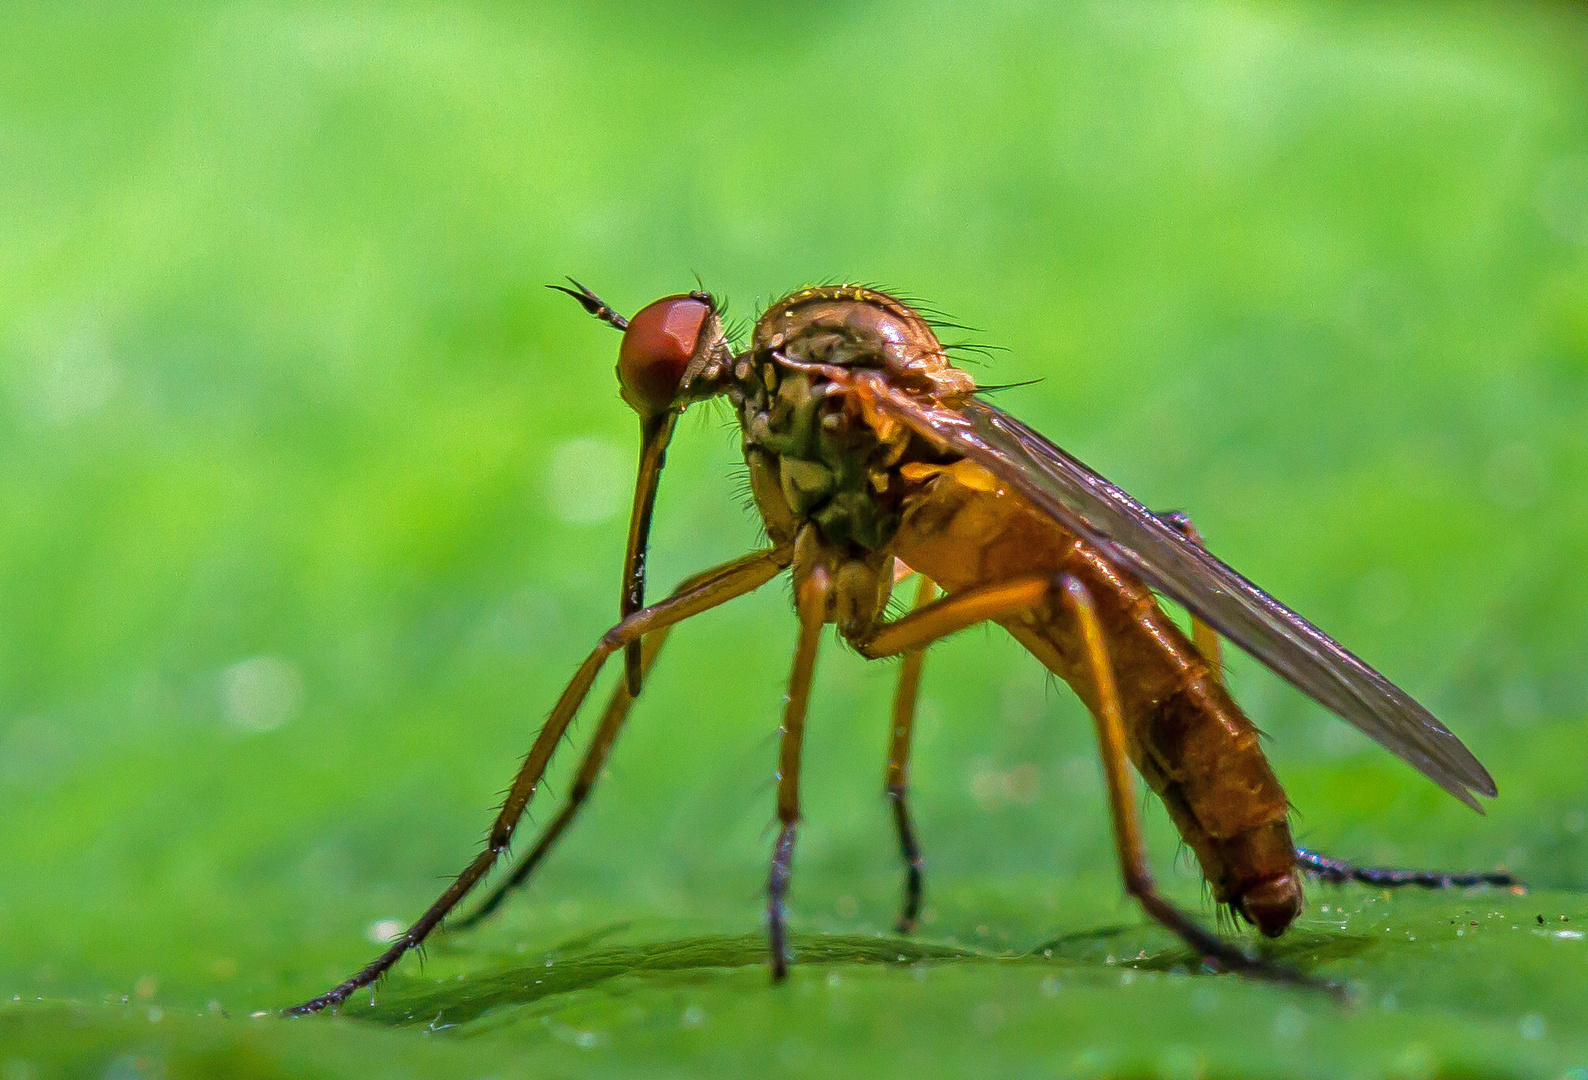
[854,374,1495,809]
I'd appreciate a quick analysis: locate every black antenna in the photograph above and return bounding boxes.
[548,277,628,332]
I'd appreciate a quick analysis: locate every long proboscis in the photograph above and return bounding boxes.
[621,410,677,696]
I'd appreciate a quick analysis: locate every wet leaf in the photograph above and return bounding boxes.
[1,2,1586,1078]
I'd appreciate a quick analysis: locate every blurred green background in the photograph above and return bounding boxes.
[2,2,1588,1077]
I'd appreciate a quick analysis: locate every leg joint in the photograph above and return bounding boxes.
[1050,571,1087,610]
[1120,866,1155,900]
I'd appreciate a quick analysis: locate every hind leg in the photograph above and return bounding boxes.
[1158,509,1520,893]
[1294,849,1518,889]
[1061,575,1336,995]
[854,568,1334,994]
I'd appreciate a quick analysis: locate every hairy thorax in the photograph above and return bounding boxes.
[732,285,976,637]
[727,284,1300,937]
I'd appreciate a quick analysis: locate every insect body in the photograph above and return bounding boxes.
[741,288,1302,935]
[892,455,1302,935]
[286,283,1511,1015]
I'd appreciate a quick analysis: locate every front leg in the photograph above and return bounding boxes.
[448,553,772,932]
[767,558,834,980]
[284,545,790,1016]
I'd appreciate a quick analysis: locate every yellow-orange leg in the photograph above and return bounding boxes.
[768,563,834,980]
[856,576,1054,659]
[284,545,791,1016]
[885,573,938,934]
[1060,575,1336,996]
[1157,511,1222,673]
[446,552,770,933]
[852,570,1333,995]
[1157,511,1519,895]
[447,631,666,932]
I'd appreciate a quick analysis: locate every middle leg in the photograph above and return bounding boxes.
[767,561,834,980]
[284,545,790,1016]
[448,553,762,932]
[885,572,938,934]
[447,630,668,932]
[1157,510,1222,673]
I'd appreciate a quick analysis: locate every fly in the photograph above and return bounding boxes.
[286,282,1517,1014]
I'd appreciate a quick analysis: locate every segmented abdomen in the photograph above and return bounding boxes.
[892,472,1296,908]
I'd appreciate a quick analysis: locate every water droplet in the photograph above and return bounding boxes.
[220,656,303,733]
[366,919,404,944]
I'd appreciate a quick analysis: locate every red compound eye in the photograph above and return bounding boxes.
[617,295,711,414]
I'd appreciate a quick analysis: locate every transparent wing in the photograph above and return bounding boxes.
[855,373,1496,810]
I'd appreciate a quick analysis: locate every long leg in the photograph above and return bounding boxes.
[447,631,666,933]
[1157,511,1222,672]
[1294,849,1517,889]
[1159,510,1520,893]
[768,562,833,981]
[1060,575,1335,996]
[855,574,1054,660]
[886,573,938,934]
[448,552,758,933]
[853,571,1330,991]
[284,545,791,1016]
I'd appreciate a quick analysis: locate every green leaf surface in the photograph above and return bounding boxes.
[2,2,1587,1077]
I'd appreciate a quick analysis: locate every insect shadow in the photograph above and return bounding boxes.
[1032,924,1375,972]
[348,922,1372,1032]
